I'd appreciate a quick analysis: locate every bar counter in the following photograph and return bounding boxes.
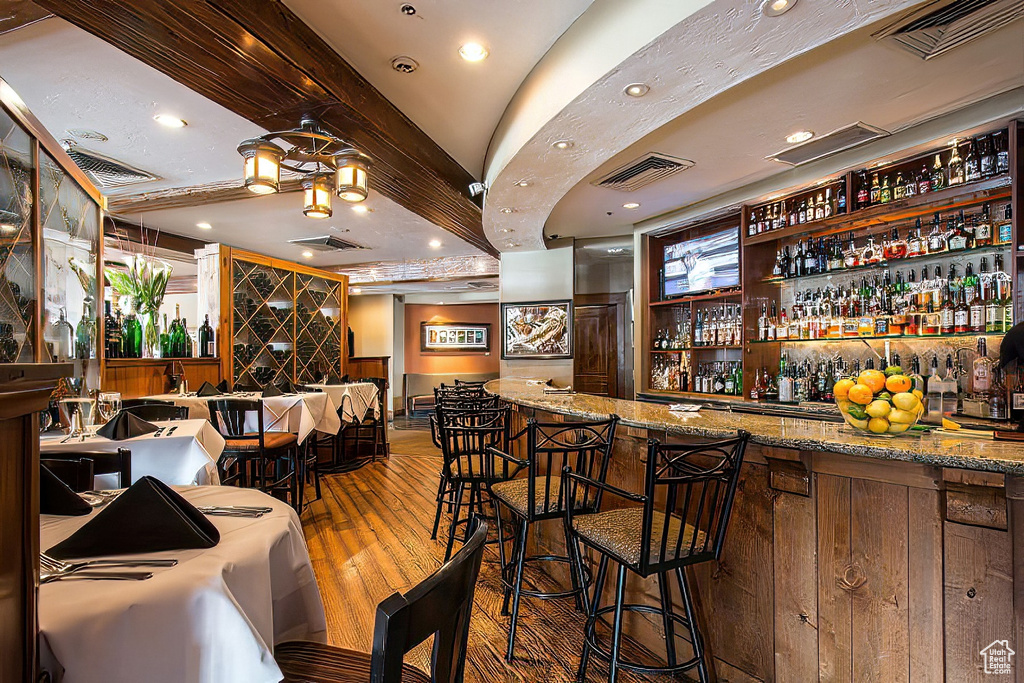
[487,377,1024,682]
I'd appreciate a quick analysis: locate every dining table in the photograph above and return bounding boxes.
[145,391,342,443]
[303,381,379,422]
[40,418,225,486]
[38,485,327,683]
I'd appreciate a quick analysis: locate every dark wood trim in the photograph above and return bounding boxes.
[0,1,52,35]
[106,177,304,215]
[104,216,210,257]
[35,0,494,256]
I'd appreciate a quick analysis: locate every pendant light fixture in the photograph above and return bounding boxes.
[237,118,371,217]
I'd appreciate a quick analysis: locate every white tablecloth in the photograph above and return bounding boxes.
[38,486,327,683]
[146,392,342,443]
[41,419,225,486]
[305,382,379,422]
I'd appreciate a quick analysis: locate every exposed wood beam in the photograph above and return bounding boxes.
[35,0,496,256]
[0,1,51,36]
[107,178,304,215]
[104,216,209,256]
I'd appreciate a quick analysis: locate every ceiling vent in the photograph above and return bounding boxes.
[465,280,498,290]
[592,153,695,192]
[287,235,368,252]
[64,146,160,189]
[873,0,1024,60]
[767,122,890,166]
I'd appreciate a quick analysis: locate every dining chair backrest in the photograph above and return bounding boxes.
[371,518,488,683]
[453,379,487,390]
[363,377,387,422]
[122,403,189,421]
[435,405,513,480]
[121,398,173,408]
[437,394,502,411]
[436,383,485,401]
[42,448,131,489]
[40,457,94,493]
[639,430,749,574]
[207,398,265,448]
[523,415,619,522]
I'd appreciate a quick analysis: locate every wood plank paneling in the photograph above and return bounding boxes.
[817,473,852,683]
[773,482,818,681]
[908,487,945,683]
[944,522,1015,682]
[102,358,221,398]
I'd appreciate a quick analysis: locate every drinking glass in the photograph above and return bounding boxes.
[97,392,122,423]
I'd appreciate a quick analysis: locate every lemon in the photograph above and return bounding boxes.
[942,417,962,430]
[845,414,869,430]
[892,392,920,412]
[889,408,916,424]
[912,389,924,401]
[866,399,891,419]
[837,399,853,413]
[868,417,890,434]
[887,422,910,434]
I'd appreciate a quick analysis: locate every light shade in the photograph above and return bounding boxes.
[303,172,333,219]
[334,150,371,203]
[238,139,283,195]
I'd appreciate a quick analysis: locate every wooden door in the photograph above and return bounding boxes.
[573,304,617,397]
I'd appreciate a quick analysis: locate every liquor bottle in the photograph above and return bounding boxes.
[990,368,1007,420]
[972,337,992,398]
[75,300,95,360]
[931,154,946,191]
[996,205,1013,246]
[939,283,955,335]
[995,253,1013,331]
[843,233,859,268]
[837,182,847,214]
[182,318,193,358]
[804,238,817,275]
[798,199,808,224]
[816,193,827,221]
[893,171,907,201]
[917,163,932,195]
[927,213,947,252]
[768,300,778,340]
[170,304,184,357]
[908,355,926,395]
[948,143,965,186]
[823,189,834,218]
[964,140,981,182]
[159,313,170,358]
[907,219,924,257]
[869,173,881,205]
[954,286,969,334]
[828,236,843,271]
[758,304,768,341]
[860,235,882,265]
[777,307,789,340]
[994,130,1010,175]
[941,354,959,416]
[925,355,942,423]
[856,171,871,209]
[795,240,806,277]
[986,257,1004,333]
[772,249,784,277]
[980,135,996,178]
[104,300,121,359]
[199,314,215,358]
[974,204,992,247]
[122,311,142,359]
[879,175,892,204]
[886,227,907,260]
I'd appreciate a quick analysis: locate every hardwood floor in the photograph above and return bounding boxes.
[300,428,683,683]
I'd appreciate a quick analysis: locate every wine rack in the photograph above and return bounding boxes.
[295,272,342,383]
[232,260,294,387]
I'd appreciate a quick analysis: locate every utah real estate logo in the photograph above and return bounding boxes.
[981,640,1014,675]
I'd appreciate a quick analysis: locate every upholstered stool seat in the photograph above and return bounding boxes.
[572,507,707,567]
[491,476,585,516]
[276,641,430,683]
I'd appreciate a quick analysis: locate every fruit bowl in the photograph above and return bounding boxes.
[834,367,924,436]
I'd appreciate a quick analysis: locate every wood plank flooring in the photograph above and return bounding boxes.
[300,428,682,682]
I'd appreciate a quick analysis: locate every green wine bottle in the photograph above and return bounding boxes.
[122,311,142,359]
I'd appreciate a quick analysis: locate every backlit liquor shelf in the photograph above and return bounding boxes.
[641,120,1023,406]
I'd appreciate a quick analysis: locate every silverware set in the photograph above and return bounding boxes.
[198,505,273,518]
[39,552,177,583]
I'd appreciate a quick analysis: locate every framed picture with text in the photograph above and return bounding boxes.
[420,322,491,353]
[501,300,573,360]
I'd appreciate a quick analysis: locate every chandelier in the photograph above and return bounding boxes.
[237,118,371,219]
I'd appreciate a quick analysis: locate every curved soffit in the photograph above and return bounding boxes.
[482,0,923,252]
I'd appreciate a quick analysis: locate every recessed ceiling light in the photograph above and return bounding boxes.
[153,114,187,128]
[499,227,514,233]
[506,242,520,248]
[458,42,489,62]
[622,202,641,209]
[302,250,313,258]
[352,287,362,294]
[436,301,445,305]
[763,0,797,16]
[785,130,814,144]
[552,139,573,150]
[515,179,530,188]
[196,222,212,230]
[623,83,650,97]
[499,207,515,214]
[351,204,369,214]
[429,239,441,248]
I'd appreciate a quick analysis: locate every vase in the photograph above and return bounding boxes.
[143,310,160,358]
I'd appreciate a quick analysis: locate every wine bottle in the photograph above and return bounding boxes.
[199,314,215,358]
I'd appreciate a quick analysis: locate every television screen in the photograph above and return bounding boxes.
[663,226,740,297]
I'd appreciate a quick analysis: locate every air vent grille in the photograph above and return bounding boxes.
[592,153,694,192]
[65,147,159,188]
[287,235,367,252]
[768,122,889,166]
[874,0,1024,60]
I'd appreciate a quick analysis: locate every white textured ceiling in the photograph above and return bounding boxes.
[124,188,482,268]
[283,0,594,177]
[548,17,1024,240]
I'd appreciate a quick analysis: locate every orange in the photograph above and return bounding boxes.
[833,378,856,400]
[858,370,886,394]
[848,383,874,405]
[885,375,912,393]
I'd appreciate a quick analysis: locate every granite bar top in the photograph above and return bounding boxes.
[486,378,1024,476]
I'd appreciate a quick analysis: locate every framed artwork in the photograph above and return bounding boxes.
[501,300,573,359]
[421,322,491,353]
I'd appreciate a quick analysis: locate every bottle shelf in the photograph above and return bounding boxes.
[651,287,742,306]
[762,243,1011,284]
[749,331,1005,345]
[649,345,743,352]
[650,349,689,354]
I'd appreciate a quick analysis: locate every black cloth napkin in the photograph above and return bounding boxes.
[46,475,220,559]
[196,381,222,397]
[276,380,298,394]
[40,464,92,516]
[216,379,230,393]
[97,412,160,440]
[261,384,284,398]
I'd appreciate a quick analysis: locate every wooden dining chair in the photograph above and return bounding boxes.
[42,448,132,490]
[40,457,94,493]
[122,403,189,421]
[276,518,488,683]
[208,398,299,509]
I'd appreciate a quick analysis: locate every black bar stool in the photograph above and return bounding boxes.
[487,415,620,662]
[565,430,749,683]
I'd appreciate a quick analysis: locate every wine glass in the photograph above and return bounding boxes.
[97,391,122,423]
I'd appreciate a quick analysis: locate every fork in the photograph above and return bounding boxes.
[41,553,177,573]
[41,568,153,583]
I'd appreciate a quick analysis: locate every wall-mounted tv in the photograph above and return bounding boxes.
[662,225,740,298]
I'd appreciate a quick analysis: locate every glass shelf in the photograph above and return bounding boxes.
[749,331,1005,344]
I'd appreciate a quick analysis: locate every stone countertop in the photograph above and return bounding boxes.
[486,378,1024,476]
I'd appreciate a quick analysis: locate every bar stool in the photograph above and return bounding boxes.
[565,430,749,683]
[486,415,619,662]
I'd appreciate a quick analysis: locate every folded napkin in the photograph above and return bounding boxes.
[276,380,298,394]
[46,476,220,559]
[261,384,284,398]
[196,381,222,397]
[97,412,160,440]
[40,464,92,516]
[216,379,230,393]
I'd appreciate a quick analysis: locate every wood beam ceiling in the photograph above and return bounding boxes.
[34,0,496,256]
[0,1,51,36]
